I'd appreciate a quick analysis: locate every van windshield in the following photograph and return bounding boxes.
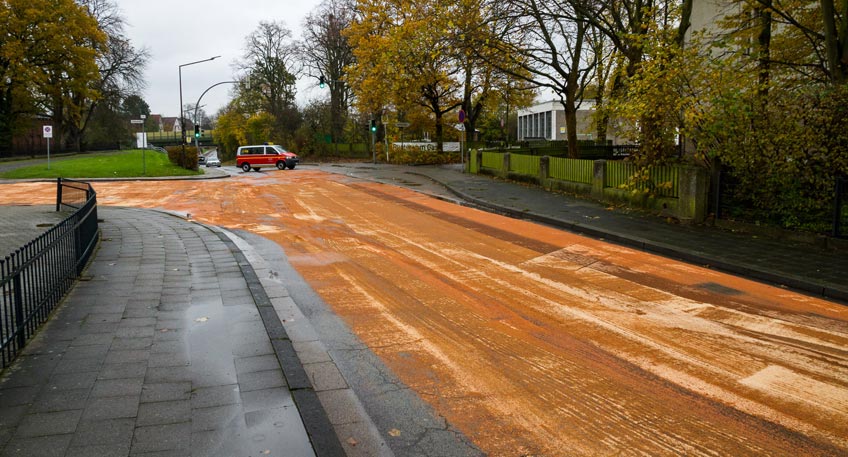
[270,145,288,154]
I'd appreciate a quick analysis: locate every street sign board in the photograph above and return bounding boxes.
[130,119,143,124]
[396,122,411,128]
[42,125,53,138]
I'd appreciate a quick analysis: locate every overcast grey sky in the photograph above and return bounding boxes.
[121,0,324,120]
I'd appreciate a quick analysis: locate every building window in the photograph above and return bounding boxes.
[545,111,552,139]
[533,113,539,137]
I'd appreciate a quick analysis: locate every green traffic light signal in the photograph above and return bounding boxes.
[194,125,200,138]
[369,120,376,133]
[319,76,326,88]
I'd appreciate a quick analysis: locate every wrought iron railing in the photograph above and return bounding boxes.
[0,179,99,368]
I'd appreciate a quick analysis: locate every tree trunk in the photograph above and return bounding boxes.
[757,0,773,97]
[462,65,474,146]
[564,102,579,159]
[330,81,344,142]
[0,85,13,157]
[563,83,579,158]
[821,0,847,83]
[565,17,586,159]
[435,112,444,153]
[52,94,65,153]
[677,0,694,47]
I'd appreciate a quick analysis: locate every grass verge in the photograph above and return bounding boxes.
[0,150,202,179]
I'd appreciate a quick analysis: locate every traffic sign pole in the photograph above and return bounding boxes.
[43,125,53,170]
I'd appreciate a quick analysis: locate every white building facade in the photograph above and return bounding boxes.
[517,100,632,144]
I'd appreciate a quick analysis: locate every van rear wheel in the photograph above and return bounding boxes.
[241,163,251,172]
[276,161,286,170]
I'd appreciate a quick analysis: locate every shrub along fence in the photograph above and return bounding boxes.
[471,150,707,223]
[0,179,99,369]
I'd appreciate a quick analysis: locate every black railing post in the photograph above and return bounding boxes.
[56,177,62,212]
[73,212,83,275]
[13,267,24,350]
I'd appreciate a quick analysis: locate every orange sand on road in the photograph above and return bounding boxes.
[3,171,847,455]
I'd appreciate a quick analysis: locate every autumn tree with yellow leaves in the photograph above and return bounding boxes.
[607,0,848,229]
[0,0,106,155]
[345,0,530,153]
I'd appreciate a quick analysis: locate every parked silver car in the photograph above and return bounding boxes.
[205,156,221,167]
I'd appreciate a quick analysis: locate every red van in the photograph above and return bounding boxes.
[236,144,299,172]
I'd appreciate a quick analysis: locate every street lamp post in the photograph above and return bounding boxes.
[192,81,237,156]
[179,56,220,165]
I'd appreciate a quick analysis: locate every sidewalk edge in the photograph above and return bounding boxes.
[184,217,346,457]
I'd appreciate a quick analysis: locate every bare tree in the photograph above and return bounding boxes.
[70,0,148,151]
[300,0,356,143]
[486,0,597,157]
[237,21,299,139]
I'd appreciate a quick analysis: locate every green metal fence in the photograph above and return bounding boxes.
[481,151,503,171]
[605,162,679,197]
[604,161,634,189]
[550,157,594,184]
[509,154,540,176]
[469,149,479,173]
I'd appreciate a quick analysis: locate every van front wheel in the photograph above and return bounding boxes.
[276,161,286,170]
[241,163,251,172]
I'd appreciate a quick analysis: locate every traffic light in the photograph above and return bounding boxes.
[369,120,377,133]
[319,76,325,88]
[194,125,200,138]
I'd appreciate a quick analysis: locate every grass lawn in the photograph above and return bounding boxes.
[0,150,202,179]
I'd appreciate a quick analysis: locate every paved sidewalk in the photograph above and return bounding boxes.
[0,207,344,457]
[0,205,71,258]
[317,163,848,303]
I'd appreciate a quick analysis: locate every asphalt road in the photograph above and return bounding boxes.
[1,168,846,456]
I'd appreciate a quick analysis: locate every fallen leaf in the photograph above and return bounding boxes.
[261,451,270,455]
[388,428,401,437]
[195,317,209,323]
[347,437,358,446]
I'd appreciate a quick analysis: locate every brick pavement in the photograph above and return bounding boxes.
[0,207,343,456]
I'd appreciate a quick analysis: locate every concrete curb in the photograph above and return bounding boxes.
[211,227,345,457]
[0,171,230,184]
[216,226,393,456]
[158,210,346,456]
